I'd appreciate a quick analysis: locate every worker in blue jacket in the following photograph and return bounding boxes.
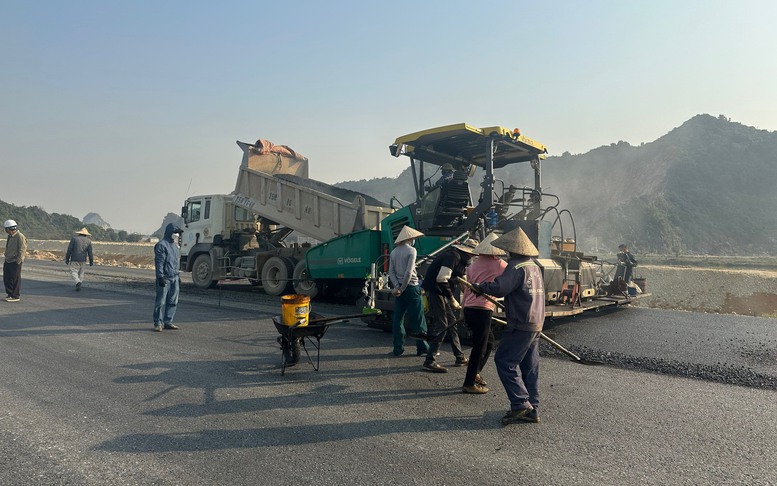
[153,223,184,332]
[471,227,545,425]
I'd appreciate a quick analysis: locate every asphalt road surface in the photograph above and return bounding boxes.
[1,261,775,485]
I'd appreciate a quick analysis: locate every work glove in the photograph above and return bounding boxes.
[157,277,166,288]
[470,283,484,295]
[449,297,462,311]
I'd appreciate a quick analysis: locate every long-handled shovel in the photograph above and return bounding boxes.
[304,311,382,326]
[407,316,466,342]
[456,277,603,366]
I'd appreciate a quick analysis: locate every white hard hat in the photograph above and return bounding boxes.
[3,219,18,229]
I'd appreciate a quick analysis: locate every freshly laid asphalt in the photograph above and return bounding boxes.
[1,261,775,485]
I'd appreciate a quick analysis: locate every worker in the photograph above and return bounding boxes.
[470,227,545,424]
[153,223,184,332]
[388,225,430,357]
[616,243,638,282]
[420,238,478,373]
[460,233,507,394]
[65,227,95,291]
[433,163,455,189]
[3,219,27,302]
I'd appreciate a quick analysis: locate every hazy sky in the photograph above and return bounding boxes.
[2,1,775,233]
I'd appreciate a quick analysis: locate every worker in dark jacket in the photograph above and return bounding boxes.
[433,163,455,189]
[153,223,184,332]
[472,227,545,425]
[3,219,27,302]
[616,243,638,282]
[65,227,94,291]
[419,238,478,373]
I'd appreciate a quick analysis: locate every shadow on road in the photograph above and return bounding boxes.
[94,413,500,453]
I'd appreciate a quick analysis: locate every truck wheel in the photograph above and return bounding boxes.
[192,254,217,289]
[292,260,319,299]
[261,256,294,296]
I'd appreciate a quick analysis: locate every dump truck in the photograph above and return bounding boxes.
[178,140,393,295]
[180,124,645,322]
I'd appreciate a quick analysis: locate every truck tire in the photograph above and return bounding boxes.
[292,260,319,299]
[191,254,217,289]
[261,256,294,296]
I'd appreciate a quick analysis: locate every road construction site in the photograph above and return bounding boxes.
[0,260,774,485]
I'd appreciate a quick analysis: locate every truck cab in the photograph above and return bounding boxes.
[180,194,261,288]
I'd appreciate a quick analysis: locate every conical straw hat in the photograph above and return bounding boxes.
[473,233,507,256]
[452,238,478,254]
[491,227,539,257]
[76,227,91,236]
[394,225,424,244]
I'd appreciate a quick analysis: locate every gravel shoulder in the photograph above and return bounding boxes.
[634,264,777,317]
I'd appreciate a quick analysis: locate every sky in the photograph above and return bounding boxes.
[1,0,776,234]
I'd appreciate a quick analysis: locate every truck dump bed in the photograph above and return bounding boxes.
[233,140,393,243]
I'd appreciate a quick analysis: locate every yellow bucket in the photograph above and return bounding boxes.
[281,294,311,326]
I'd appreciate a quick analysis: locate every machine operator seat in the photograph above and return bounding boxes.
[432,170,470,227]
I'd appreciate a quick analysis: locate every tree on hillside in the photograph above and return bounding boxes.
[0,199,143,241]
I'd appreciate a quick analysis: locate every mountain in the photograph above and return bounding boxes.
[337,114,777,255]
[152,213,185,238]
[83,212,111,229]
[336,173,417,210]
[537,114,777,255]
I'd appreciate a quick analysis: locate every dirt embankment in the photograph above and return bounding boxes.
[25,240,155,270]
[633,265,777,317]
[22,240,777,318]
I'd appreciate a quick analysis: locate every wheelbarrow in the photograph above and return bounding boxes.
[272,311,380,375]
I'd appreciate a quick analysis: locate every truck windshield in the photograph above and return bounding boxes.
[186,201,202,223]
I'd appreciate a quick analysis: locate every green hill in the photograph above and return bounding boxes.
[0,200,142,242]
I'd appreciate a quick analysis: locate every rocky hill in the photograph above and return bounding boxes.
[337,114,777,256]
[152,213,185,238]
[83,212,111,229]
[538,114,777,255]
